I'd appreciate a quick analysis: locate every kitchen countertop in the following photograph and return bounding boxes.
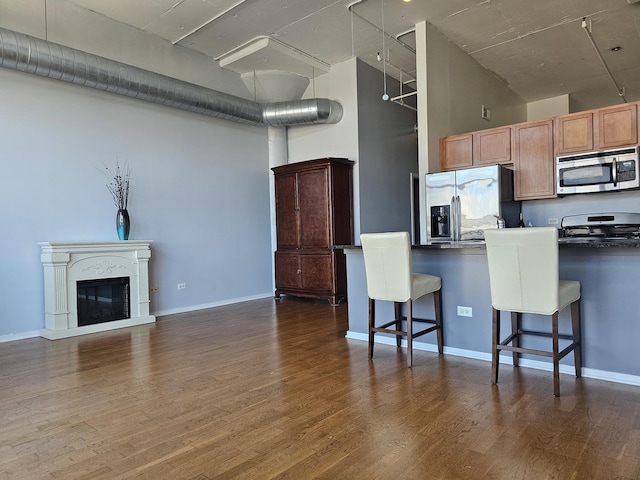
[338,237,640,250]
[557,237,640,248]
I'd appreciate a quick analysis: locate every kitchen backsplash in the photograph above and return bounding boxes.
[521,190,640,228]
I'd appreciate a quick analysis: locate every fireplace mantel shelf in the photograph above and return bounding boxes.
[39,240,154,249]
[39,241,155,340]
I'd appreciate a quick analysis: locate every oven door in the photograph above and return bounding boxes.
[556,149,639,195]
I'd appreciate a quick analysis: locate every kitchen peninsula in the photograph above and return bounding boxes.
[343,239,640,385]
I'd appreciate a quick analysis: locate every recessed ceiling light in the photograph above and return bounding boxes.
[403,0,411,3]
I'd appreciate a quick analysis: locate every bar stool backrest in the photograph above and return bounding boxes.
[484,227,560,315]
[360,232,412,303]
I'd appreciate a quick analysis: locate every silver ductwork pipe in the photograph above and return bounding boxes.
[263,98,343,126]
[0,27,342,127]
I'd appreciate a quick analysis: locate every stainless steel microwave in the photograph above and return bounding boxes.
[556,146,639,195]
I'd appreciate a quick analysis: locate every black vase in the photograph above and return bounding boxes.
[116,209,130,240]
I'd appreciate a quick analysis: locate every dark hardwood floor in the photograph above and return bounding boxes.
[1,297,640,479]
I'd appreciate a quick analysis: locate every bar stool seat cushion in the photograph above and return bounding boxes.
[558,280,581,313]
[411,274,442,301]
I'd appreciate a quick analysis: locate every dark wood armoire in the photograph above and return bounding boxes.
[272,158,354,306]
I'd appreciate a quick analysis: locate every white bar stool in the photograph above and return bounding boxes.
[484,227,582,396]
[360,232,443,367]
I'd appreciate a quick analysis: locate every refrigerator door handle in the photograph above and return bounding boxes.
[456,195,461,241]
[450,196,457,241]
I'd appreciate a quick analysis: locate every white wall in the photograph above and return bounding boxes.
[287,59,359,162]
[287,58,361,237]
[527,94,570,121]
[0,3,272,340]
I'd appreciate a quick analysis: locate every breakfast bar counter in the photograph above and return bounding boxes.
[343,239,640,385]
[339,236,640,250]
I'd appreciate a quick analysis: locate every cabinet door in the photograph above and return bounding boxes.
[274,173,299,249]
[555,112,593,155]
[299,254,332,291]
[275,252,333,293]
[473,126,511,165]
[298,168,330,249]
[594,103,638,149]
[513,120,555,200]
[441,134,473,170]
[275,252,301,289]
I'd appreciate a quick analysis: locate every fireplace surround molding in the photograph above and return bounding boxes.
[39,241,155,340]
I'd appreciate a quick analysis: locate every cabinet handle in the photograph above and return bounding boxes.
[296,269,302,274]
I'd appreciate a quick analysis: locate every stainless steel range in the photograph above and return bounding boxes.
[561,213,640,239]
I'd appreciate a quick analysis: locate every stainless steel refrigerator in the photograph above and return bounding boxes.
[425,165,520,241]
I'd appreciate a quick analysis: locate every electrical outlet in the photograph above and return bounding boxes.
[548,218,559,225]
[150,287,158,293]
[177,283,186,290]
[457,306,473,317]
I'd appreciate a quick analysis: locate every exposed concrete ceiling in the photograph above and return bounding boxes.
[65,0,640,111]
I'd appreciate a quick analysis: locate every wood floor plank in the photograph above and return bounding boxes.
[2,297,640,479]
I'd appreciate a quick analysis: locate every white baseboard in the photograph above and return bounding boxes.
[0,331,41,343]
[152,292,273,317]
[345,330,640,387]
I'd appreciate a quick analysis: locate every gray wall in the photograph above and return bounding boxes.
[357,60,418,236]
[0,48,271,340]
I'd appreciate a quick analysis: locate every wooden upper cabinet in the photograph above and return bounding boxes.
[594,103,638,150]
[555,112,593,155]
[473,126,511,165]
[441,128,511,170]
[440,134,473,170]
[512,119,556,200]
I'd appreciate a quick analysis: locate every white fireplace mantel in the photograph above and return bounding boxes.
[39,241,155,340]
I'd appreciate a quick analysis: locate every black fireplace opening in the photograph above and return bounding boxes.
[77,277,130,327]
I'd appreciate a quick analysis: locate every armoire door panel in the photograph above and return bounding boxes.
[274,173,299,249]
[298,169,330,248]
